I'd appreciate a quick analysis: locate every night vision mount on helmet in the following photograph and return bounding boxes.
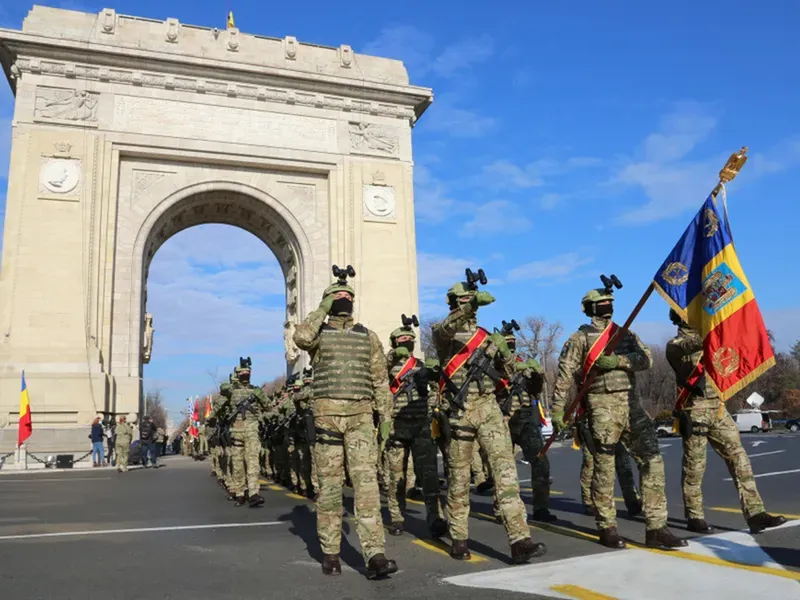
[390,313,419,344]
[582,274,623,315]
[323,264,356,298]
[497,319,520,337]
[447,268,488,306]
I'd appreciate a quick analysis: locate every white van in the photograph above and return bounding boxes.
[733,410,770,433]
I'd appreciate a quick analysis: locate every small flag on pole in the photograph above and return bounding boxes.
[227,11,235,29]
[18,371,32,447]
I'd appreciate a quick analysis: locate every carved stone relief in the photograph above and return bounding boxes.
[35,87,99,122]
[40,158,82,196]
[349,122,399,158]
[363,184,396,222]
[132,171,172,204]
[142,313,155,364]
[283,320,301,364]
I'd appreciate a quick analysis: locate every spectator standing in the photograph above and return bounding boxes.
[139,416,158,468]
[90,417,106,467]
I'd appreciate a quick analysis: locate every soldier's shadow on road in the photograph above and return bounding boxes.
[760,546,800,569]
[281,504,364,574]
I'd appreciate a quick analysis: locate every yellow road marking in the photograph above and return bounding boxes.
[407,498,425,506]
[710,506,800,520]
[412,538,487,563]
[527,519,599,542]
[550,584,619,600]
[637,545,800,581]
[285,492,307,501]
[268,485,283,491]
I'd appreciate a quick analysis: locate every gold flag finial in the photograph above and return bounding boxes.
[719,146,748,183]
[227,11,235,29]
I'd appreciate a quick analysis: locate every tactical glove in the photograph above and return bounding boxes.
[514,360,530,373]
[489,332,511,358]
[551,409,566,432]
[379,420,392,452]
[594,354,621,371]
[319,294,335,314]
[472,291,495,308]
[394,346,410,359]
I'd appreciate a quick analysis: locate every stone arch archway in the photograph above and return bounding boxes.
[0,6,431,451]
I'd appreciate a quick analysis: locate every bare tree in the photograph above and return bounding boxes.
[516,316,564,408]
[636,345,677,415]
[143,389,169,430]
[419,315,443,360]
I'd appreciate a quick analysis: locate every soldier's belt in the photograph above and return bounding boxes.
[450,424,477,442]
[315,427,345,446]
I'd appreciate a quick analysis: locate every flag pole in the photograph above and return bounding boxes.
[539,147,750,457]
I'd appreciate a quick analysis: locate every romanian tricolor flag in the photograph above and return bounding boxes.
[204,396,212,419]
[18,371,32,447]
[653,193,775,399]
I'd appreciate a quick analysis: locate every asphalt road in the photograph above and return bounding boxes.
[0,432,797,600]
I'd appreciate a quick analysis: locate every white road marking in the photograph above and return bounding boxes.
[750,441,767,447]
[725,468,800,481]
[659,443,672,449]
[0,477,112,483]
[443,520,800,599]
[517,478,531,484]
[747,450,785,458]
[0,521,284,541]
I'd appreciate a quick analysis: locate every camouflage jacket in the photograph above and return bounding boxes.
[666,324,720,409]
[115,422,134,445]
[293,309,390,419]
[432,302,515,406]
[552,316,652,414]
[496,353,545,416]
[386,349,435,420]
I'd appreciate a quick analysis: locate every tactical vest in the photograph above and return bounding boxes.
[312,324,373,401]
[670,331,720,409]
[230,385,260,430]
[444,326,496,399]
[580,323,639,395]
[389,359,430,420]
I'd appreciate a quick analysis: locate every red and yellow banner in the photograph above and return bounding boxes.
[18,371,32,447]
[438,327,489,394]
[390,357,418,394]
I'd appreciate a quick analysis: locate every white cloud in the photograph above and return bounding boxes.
[481,156,603,191]
[507,251,595,282]
[413,163,464,223]
[424,96,497,138]
[749,136,800,177]
[362,26,494,80]
[539,193,563,210]
[459,200,532,238]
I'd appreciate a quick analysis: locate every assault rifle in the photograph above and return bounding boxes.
[440,337,505,412]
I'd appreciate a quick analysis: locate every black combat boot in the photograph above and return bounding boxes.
[510,537,547,564]
[476,479,495,495]
[584,505,597,517]
[531,509,558,523]
[687,518,713,533]
[627,500,643,517]
[248,493,265,508]
[747,512,787,534]
[388,522,403,536]
[645,527,688,550]
[366,553,398,579]
[598,526,626,548]
[322,554,342,576]
[450,539,471,560]
[429,518,448,538]
[234,496,246,507]
[227,490,237,501]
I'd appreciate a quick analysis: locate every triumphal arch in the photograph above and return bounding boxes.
[0,6,431,448]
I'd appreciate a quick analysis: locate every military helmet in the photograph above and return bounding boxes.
[446,281,475,306]
[390,326,416,341]
[581,287,614,314]
[322,280,355,299]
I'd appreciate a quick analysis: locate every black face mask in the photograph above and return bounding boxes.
[331,297,353,316]
[507,340,516,352]
[397,340,414,353]
[594,303,613,318]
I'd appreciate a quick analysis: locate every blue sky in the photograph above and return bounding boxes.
[1,1,799,418]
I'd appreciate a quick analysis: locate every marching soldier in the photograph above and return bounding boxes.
[432,271,545,563]
[293,265,398,579]
[219,358,268,507]
[551,281,686,549]
[384,316,447,538]
[579,442,642,517]
[114,415,134,473]
[666,309,786,533]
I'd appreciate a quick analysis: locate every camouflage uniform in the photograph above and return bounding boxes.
[579,442,641,514]
[292,380,316,497]
[385,344,446,536]
[666,320,785,533]
[114,419,134,472]
[552,286,684,550]
[496,349,555,520]
[220,366,268,506]
[433,285,544,562]
[293,280,396,577]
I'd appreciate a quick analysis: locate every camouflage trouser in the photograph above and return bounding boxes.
[229,429,262,497]
[580,442,640,510]
[315,411,385,562]
[292,440,314,495]
[199,435,209,454]
[272,441,290,484]
[446,398,530,545]
[115,443,129,472]
[210,445,220,476]
[589,393,666,530]
[682,406,764,520]
[471,444,491,486]
[386,418,442,526]
[508,410,550,512]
